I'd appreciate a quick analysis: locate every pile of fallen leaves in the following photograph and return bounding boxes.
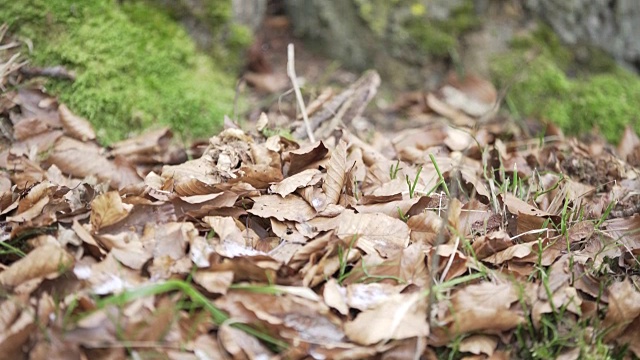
[3,50,640,359]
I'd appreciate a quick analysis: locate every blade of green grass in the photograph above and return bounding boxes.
[95,279,288,351]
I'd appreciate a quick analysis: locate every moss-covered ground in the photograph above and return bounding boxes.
[2,0,247,144]
[491,25,640,144]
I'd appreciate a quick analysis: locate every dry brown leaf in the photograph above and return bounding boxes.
[515,212,550,242]
[354,197,421,218]
[110,127,172,157]
[90,191,132,231]
[237,163,283,189]
[430,244,469,282]
[172,191,239,219]
[12,117,52,141]
[445,126,476,151]
[322,139,348,205]
[15,180,54,213]
[426,92,475,127]
[459,334,498,356]
[603,215,640,253]
[217,291,345,344]
[616,315,640,357]
[567,220,595,243]
[271,219,308,243]
[483,243,532,265]
[346,283,406,311]
[407,210,442,245]
[444,72,497,117]
[6,156,46,190]
[147,222,196,260]
[270,168,321,197]
[96,232,151,269]
[344,292,428,345]
[47,136,141,189]
[341,243,428,287]
[444,282,523,335]
[297,185,328,211]
[6,194,49,223]
[243,71,288,93]
[203,216,244,245]
[532,286,582,328]
[248,194,316,222]
[219,323,275,358]
[501,193,554,217]
[193,270,234,295]
[323,278,349,315]
[0,244,74,288]
[161,157,218,196]
[617,125,640,160]
[58,104,96,141]
[470,227,508,257]
[603,279,640,341]
[185,335,225,359]
[74,253,145,295]
[0,303,37,357]
[326,210,410,258]
[71,220,105,257]
[286,141,328,176]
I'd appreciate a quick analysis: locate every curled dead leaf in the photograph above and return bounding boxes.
[0,244,74,288]
[90,191,132,232]
[58,104,96,141]
[323,139,348,206]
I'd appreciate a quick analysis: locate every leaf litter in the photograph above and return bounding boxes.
[2,48,640,359]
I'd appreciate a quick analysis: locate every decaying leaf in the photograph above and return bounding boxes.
[323,139,348,206]
[3,61,640,359]
[248,194,316,222]
[344,292,428,345]
[0,244,73,288]
[58,104,96,141]
[270,168,321,197]
[323,210,410,257]
[442,282,523,336]
[603,279,640,341]
[90,191,133,231]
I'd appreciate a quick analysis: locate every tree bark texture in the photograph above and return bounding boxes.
[526,0,640,69]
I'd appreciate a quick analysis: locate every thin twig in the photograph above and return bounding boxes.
[0,23,8,44]
[439,235,460,283]
[286,43,315,142]
[19,65,76,81]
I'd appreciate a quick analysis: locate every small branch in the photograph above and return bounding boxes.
[286,43,315,143]
[19,65,76,81]
[0,23,8,43]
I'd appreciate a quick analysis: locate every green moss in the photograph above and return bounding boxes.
[404,0,480,56]
[492,25,640,144]
[353,0,479,57]
[2,0,239,144]
[405,20,457,56]
[147,0,252,71]
[354,0,391,37]
[510,24,572,70]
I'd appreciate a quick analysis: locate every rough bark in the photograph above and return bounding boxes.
[526,0,640,70]
[283,0,470,88]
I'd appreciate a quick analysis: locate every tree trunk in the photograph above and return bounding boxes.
[526,0,640,70]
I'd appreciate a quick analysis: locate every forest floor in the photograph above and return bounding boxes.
[2,14,640,360]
